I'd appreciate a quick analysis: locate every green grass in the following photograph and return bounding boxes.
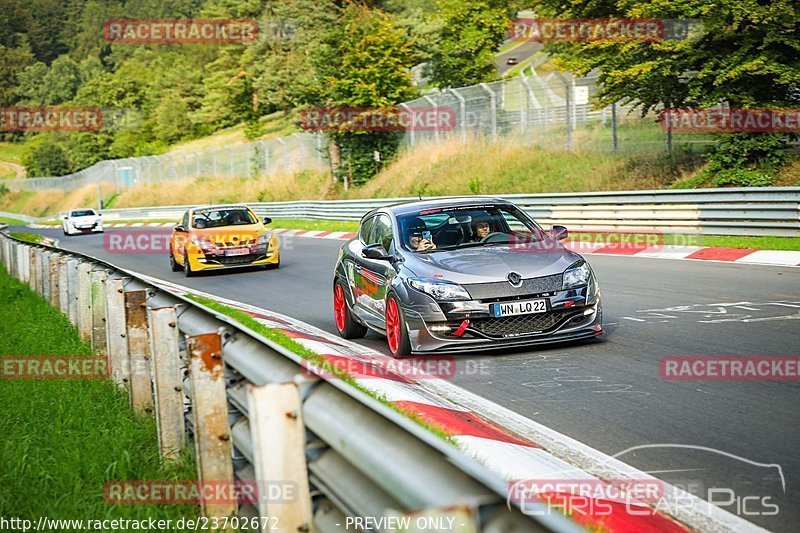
[568,232,800,251]
[0,267,198,526]
[0,215,27,226]
[186,295,456,444]
[9,232,44,244]
[267,218,359,233]
[0,141,25,179]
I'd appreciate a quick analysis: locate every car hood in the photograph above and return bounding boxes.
[189,224,265,244]
[401,243,582,283]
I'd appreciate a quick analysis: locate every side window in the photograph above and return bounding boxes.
[359,216,375,243]
[181,211,189,228]
[370,215,394,252]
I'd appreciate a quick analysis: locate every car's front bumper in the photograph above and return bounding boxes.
[187,248,279,271]
[400,282,603,353]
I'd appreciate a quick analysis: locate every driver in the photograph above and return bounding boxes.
[405,218,437,251]
[470,219,491,242]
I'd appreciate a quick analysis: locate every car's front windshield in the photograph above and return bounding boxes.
[71,210,95,217]
[397,205,546,253]
[192,208,257,229]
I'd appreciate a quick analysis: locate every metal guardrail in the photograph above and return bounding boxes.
[0,229,573,533]
[86,187,800,237]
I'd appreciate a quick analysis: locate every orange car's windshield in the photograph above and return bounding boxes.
[192,208,257,229]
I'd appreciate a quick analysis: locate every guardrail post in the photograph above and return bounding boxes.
[147,306,185,460]
[28,246,37,290]
[247,382,313,532]
[49,253,60,309]
[105,277,130,387]
[77,262,93,341]
[66,258,79,325]
[37,249,47,296]
[186,332,235,519]
[91,269,108,353]
[125,289,153,413]
[41,251,51,301]
[58,256,69,315]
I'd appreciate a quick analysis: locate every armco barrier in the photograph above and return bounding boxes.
[0,228,579,533]
[70,187,800,237]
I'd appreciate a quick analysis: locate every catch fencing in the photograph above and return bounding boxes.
[6,70,714,193]
[91,187,800,237]
[0,229,573,533]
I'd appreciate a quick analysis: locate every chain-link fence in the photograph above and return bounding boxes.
[5,133,326,192]
[400,71,717,153]
[6,71,719,192]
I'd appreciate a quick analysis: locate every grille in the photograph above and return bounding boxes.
[471,310,575,337]
[464,273,562,300]
[214,254,264,265]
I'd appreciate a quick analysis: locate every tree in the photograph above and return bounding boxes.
[428,0,509,88]
[533,0,800,182]
[23,137,71,177]
[301,4,418,185]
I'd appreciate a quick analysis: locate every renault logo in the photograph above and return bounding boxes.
[507,271,523,287]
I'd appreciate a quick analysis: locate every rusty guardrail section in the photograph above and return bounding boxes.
[0,227,578,533]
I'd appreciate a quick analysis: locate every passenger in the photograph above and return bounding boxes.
[405,219,436,251]
[471,219,491,242]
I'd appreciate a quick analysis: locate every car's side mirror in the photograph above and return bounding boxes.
[362,244,391,261]
[174,225,187,233]
[97,213,102,217]
[262,217,272,225]
[551,225,568,240]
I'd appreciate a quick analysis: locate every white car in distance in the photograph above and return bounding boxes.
[62,208,104,236]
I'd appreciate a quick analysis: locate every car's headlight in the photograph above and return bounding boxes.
[408,278,470,301]
[257,232,273,245]
[190,237,216,253]
[562,262,591,289]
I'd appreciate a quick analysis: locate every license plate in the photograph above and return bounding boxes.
[492,299,547,317]
[225,248,250,256]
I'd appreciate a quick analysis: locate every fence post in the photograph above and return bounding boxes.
[187,332,235,519]
[422,95,441,143]
[77,262,93,341]
[125,289,153,413]
[91,269,108,353]
[66,258,79,326]
[479,83,498,142]
[449,89,467,142]
[553,72,571,151]
[611,103,618,153]
[147,306,185,460]
[247,382,313,532]
[263,141,270,175]
[399,103,415,147]
[40,250,50,300]
[105,277,130,387]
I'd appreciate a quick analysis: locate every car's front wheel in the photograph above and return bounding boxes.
[183,252,196,277]
[333,279,366,339]
[385,293,411,357]
[169,247,182,272]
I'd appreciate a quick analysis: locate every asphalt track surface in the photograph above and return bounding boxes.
[20,226,800,532]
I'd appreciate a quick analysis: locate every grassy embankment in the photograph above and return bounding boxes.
[0,265,197,524]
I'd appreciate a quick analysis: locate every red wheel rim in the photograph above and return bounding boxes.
[333,284,347,332]
[386,297,400,353]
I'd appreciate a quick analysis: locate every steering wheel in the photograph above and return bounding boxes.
[480,231,507,244]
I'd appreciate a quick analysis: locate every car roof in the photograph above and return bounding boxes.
[190,204,250,213]
[384,196,513,217]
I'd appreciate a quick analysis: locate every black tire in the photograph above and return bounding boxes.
[169,247,182,272]
[183,252,196,277]
[264,260,280,270]
[385,292,412,357]
[333,279,367,339]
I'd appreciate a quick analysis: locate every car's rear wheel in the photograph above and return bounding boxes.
[385,293,411,357]
[169,247,182,272]
[183,252,196,277]
[333,280,367,339]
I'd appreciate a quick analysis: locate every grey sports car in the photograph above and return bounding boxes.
[332,197,604,356]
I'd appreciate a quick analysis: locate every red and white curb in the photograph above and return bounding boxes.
[125,270,766,533]
[26,223,800,267]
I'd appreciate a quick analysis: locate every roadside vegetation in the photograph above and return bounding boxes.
[0,267,197,524]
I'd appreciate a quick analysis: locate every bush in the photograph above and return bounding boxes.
[334,132,402,186]
[703,132,791,186]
